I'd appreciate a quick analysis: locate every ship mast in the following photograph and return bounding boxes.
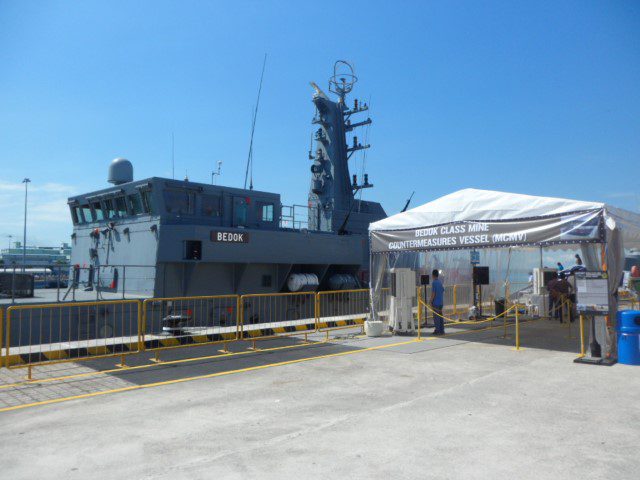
[307,61,373,233]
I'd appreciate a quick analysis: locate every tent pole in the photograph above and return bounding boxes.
[540,246,546,318]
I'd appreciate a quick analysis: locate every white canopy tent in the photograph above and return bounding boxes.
[369,188,640,359]
[371,189,640,247]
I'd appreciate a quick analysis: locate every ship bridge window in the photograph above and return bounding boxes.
[81,205,93,222]
[233,197,248,227]
[70,206,80,225]
[141,190,153,214]
[127,194,143,215]
[92,202,105,221]
[164,189,195,215]
[201,194,222,217]
[104,199,117,219]
[259,203,274,222]
[114,196,127,217]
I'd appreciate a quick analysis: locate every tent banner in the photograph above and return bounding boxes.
[371,210,603,253]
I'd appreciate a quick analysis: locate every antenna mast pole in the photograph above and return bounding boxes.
[171,132,175,179]
[244,53,267,190]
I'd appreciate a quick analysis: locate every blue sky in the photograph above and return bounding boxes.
[1,0,638,246]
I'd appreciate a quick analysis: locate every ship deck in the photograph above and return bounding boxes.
[0,288,147,306]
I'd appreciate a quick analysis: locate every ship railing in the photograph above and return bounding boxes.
[0,263,158,303]
[0,264,70,301]
[279,204,318,231]
[46,264,156,303]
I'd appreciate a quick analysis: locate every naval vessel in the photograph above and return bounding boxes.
[65,61,387,298]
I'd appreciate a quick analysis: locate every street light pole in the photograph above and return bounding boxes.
[22,178,30,271]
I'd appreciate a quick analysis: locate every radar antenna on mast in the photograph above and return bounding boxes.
[329,60,357,102]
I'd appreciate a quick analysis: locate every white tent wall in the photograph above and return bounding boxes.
[603,224,624,357]
[370,247,564,321]
[370,245,589,323]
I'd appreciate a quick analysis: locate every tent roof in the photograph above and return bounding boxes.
[370,188,640,248]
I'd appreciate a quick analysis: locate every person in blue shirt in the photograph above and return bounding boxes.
[557,262,564,272]
[430,269,445,335]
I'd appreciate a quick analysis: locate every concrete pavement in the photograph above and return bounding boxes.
[1,321,638,479]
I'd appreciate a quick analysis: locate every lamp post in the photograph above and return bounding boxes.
[22,178,30,271]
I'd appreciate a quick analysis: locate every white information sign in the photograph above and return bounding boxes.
[575,271,609,314]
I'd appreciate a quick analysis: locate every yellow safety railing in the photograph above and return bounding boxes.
[418,284,466,322]
[618,290,639,311]
[417,297,523,349]
[4,299,142,378]
[577,314,586,358]
[317,289,368,337]
[240,291,318,347]
[419,291,589,354]
[418,283,493,323]
[142,295,240,361]
[0,307,3,366]
[455,284,475,315]
[0,289,375,375]
[0,286,598,379]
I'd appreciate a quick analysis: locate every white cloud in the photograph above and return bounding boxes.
[606,192,639,199]
[0,179,76,246]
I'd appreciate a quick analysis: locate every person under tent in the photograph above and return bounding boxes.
[546,274,574,323]
[430,269,445,335]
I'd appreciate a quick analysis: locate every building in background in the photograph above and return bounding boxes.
[0,242,71,268]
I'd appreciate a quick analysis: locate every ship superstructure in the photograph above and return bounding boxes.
[308,61,384,234]
[66,61,386,297]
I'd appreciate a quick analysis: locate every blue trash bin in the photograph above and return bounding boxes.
[616,310,640,365]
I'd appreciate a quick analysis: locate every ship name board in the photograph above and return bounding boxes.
[210,230,249,244]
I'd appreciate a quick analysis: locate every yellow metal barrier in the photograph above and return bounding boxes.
[142,295,240,359]
[316,289,368,336]
[4,300,142,375]
[450,284,473,317]
[452,285,457,315]
[417,284,476,323]
[0,289,380,372]
[376,287,390,313]
[418,297,517,326]
[0,307,3,366]
[578,314,586,358]
[240,292,317,345]
[514,306,520,350]
[418,296,524,348]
